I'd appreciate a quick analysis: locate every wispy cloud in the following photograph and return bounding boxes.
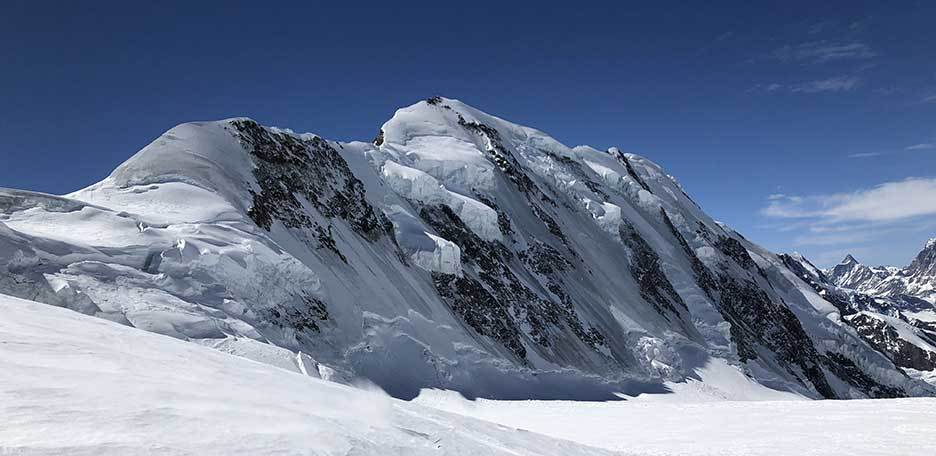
[754,76,862,94]
[762,177,936,222]
[772,41,877,63]
[847,151,883,158]
[807,21,832,35]
[715,31,734,42]
[791,76,861,93]
[792,231,876,247]
[906,143,935,151]
[875,86,903,96]
[695,31,736,56]
[761,179,936,265]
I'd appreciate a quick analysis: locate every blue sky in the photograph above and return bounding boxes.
[2,1,935,267]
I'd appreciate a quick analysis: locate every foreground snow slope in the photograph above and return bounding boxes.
[2,291,934,456]
[0,293,608,456]
[417,390,936,456]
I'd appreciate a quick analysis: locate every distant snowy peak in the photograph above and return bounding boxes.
[827,254,893,294]
[908,237,936,277]
[780,252,936,378]
[827,238,936,306]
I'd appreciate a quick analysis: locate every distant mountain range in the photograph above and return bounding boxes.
[827,240,936,307]
[782,243,936,384]
[1,97,934,399]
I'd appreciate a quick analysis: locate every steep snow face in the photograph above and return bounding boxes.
[0,292,608,456]
[0,97,933,400]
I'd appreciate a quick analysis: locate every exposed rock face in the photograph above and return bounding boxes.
[847,313,936,371]
[0,98,933,400]
[619,221,687,319]
[908,239,936,277]
[233,119,392,254]
[821,352,906,398]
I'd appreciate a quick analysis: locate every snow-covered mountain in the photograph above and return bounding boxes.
[827,240,936,307]
[1,96,933,400]
[781,252,936,385]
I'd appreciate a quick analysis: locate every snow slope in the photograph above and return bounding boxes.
[2,291,934,455]
[416,389,936,456]
[1,97,933,401]
[0,292,608,456]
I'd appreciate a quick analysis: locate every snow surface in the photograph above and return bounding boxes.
[0,293,608,455]
[5,290,933,455]
[417,390,936,455]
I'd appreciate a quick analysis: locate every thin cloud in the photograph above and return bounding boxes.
[847,152,883,158]
[751,76,861,94]
[790,76,861,93]
[772,41,877,63]
[808,21,832,35]
[793,231,875,247]
[761,177,936,222]
[695,31,735,56]
[715,31,734,42]
[906,143,935,150]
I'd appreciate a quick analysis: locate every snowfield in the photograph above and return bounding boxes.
[2,292,935,455]
[417,390,936,455]
[0,293,608,456]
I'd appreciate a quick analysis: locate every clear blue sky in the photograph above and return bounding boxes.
[2,1,935,267]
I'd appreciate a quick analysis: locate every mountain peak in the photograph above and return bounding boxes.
[907,236,936,277]
[842,254,860,265]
